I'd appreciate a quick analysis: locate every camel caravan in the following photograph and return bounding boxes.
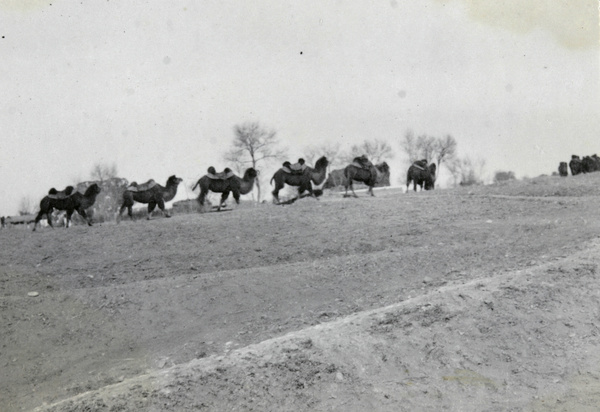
[20,154,445,231]
[563,154,600,177]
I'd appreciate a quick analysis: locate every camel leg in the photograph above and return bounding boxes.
[298,190,311,199]
[296,186,307,201]
[300,183,318,200]
[343,183,351,198]
[368,186,375,196]
[231,190,240,205]
[219,190,231,211]
[78,208,93,226]
[32,210,45,231]
[117,204,126,223]
[66,210,74,228]
[46,212,54,228]
[147,202,157,219]
[198,190,206,207]
[272,185,282,204]
[157,198,170,218]
[196,191,207,213]
[349,181,358,198]
[216,190,240,211]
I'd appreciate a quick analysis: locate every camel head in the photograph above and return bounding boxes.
[314,156,329,171]
[424,163,437,189]
[428,163,437,176]
[84,183,102,197]
[310,156,329,186]
[374,162,390,184]
[243,168,258,180]
[167,175,183,186]
[239,168,258,195]
[377,162,390,174]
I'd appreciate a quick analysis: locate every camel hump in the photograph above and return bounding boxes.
[127,179,157,192]
[352,155,373,169]
[282,159,307,174]
[411,159,428,171]
[207,169,235,180]
[290,163,306,172]
[48,185,75,199]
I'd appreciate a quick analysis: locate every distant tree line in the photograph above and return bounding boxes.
[221,122,491,198]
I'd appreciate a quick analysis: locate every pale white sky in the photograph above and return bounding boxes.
[1,0,598,215]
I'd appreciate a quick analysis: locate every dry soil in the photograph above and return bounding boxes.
[2,174,600,411]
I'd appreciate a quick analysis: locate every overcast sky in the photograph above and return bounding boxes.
[1,0,598,215]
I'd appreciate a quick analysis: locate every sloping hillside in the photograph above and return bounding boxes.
[2,174,600,411]
[34,243,600,411]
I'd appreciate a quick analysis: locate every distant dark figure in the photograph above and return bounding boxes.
[582,155,600,173]
[569,155,583,176]
[1,216,5,228]
[558,162,568,177]
[406,161,436,192]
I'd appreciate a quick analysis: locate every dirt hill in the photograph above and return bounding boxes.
[2,173,600,411]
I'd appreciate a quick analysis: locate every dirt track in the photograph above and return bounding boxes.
[2,174,600,411]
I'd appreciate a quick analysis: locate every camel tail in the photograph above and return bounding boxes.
[192,181,199,191]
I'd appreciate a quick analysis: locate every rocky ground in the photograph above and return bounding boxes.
[2,173,600,411]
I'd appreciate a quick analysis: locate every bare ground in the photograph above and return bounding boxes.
[2,173,600,411]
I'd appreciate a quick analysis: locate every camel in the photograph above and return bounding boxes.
[343,161,390,198]
[117,175,183,221]
[192,167,258,211]
[558,162,568,177]
[33,183,102,231]
[270,156,329,204]
[406,162,437,192]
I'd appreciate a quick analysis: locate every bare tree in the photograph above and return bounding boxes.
[400,130,419,163]
[18,196,35,216]
[415,135,437,163]
[91,162,118,183]
[433,135,457,171]
[401,131,436,163]
[304,142,342,172]
[400,131,457,182]
[223,122,287,202]
[494,170,516,183]
[446,157,463,187]
[447,156,486,186]
[344,139,394,164]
